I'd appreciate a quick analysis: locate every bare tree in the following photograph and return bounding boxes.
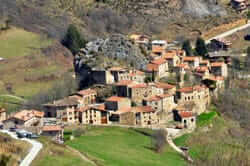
[151,129,167,153]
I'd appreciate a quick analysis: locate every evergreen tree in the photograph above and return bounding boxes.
[182,40,192,56]
[195,37,208,56]
[62,24,85,55]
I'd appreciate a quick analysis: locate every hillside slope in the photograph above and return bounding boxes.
[0,0,244,40]
[0,27,73,112]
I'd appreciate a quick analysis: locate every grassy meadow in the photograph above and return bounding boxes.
[65,126,185,166]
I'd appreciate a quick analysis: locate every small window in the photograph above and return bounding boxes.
[184,119,187,124]
[191,118,194,122]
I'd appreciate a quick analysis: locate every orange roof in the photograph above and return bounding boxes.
[133,106,155,113]
[183,56,197,62]
[195,66,208,73]
[91,104,105,111]
[105,96,124,102]
[144,94,172,102]
[176,64,188,69]
[42,125,62,131]
[113,107,132,115]
[152,58,166,65]
[129,83,147,89]
[0,108,5,113]
[129,70,145,77]
[211,62,224,67]
[146,64,159,72]
[177,86,205,93]
[200,60,209,64]
[154,82,175,90]
[178,111,194,118]
[77,89,96,96]
[115,80,133,86]
[13,110,44,121]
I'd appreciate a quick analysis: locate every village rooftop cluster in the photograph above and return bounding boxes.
[0,33,230,143]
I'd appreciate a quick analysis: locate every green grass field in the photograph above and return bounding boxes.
[31,137,93,166]
[65,127,185,166]
[0,27,52,59]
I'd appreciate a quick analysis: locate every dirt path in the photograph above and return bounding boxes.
[66,145,97,166]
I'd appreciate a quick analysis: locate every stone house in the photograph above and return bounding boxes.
[41,125,63,142]
[203,75,225,98]
[154,82,176,95]
[143,94,176,121]
[163,51,181,72]
[105,96,131,111]
[194,66,210,77]
[115,81,165,103]
[211,62,228,78]
[151,58,168,78]
[91,70,115,84]
[128,70,145,83]
[173,109,196,130]
[114,106,159,127]
[72,88,97,107]
[78,104,109,125]
[176,85,210,114]
[4,110,44,127]
[109,67,129,82]
[0,108,6,122]
[182,56,200,69]
[43,97,79,124]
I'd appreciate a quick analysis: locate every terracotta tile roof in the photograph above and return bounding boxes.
[164,52,176,59]
[144,94,172,102]
[211,62,225,67]
[129,70,145,77]
[154,82,175,90]
[133,106,155,113]
[128,83,147,89]
[146,64,159,72]
[176,64,189,69]
[152,58,166,65]
[115,80,133,86]
[42,125,62,131]
[0,108,5,113]
[178,111,194,118]
[177,87,195,93]
[12,110,44,122]
[195,66,208,73]
[77,89,96,96]
[91,104,105,111]
[113,107,132,115]
[183,56,197,62]
[200,60,209,64]
[105,96,124,102]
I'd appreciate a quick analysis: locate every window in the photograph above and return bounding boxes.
[191,118,194,122]
[184,119,187,124]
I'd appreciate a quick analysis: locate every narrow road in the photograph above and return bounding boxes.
[0,130,42,166]
[205,22,250,44]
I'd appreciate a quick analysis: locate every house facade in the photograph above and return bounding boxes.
[105,96,131,111]
[211,62,228,78]
[0,108,6,122]
[78,104,109,125]
[173,110,196,130]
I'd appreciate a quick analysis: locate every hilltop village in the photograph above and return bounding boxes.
[0,33,230,143]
